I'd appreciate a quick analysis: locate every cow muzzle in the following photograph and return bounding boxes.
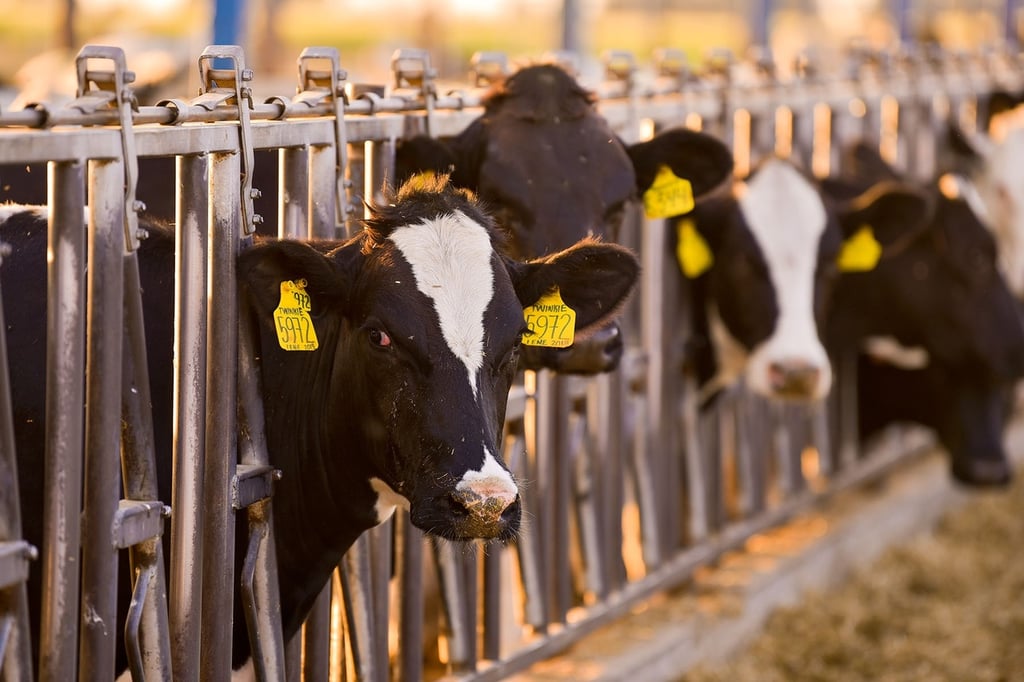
[766,359,823,400]
[446,478,521,540]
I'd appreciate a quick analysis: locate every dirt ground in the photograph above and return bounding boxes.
[681,472,1024,682]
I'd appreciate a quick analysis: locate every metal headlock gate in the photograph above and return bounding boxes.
[0,39,1022,681]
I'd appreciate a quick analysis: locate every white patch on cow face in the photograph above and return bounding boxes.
[370,477,410,525]
[454,448,518,502]
[738,160,832,400]
[389,210,495,397]
[862,335,930,370]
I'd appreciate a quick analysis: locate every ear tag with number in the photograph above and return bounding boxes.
[522,287,577,348]
[837,224,882,272]
[643,165,695,218]
[273,279,320,351]
[675,218,713,278]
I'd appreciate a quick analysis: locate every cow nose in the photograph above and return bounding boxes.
[450,480,519,536]
[767,360,821,398]
[593,323,624,367]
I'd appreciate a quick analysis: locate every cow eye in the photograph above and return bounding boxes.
[368,328,392,348]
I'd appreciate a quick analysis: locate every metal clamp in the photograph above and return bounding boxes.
[197,45,262,235]
[391,48,437,136]
[232,464,282,510]
[111,500,170,549]
[296,46,350,227]
[74,45,145,252]
[470,51,509,88]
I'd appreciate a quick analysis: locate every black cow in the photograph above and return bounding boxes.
[822,143,1024,485]
[395,62,734,375]
[672,157,842,405]
[3,176,641,672]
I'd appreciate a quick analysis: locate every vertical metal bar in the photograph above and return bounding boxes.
[895,0,912,46]
[121,249,173,680]
[237,297,285,680]
[340,537,378,682]
[78,157,125,682]
[369,524,392,676]
[308,144,337,239]
[1007,0,1019,48]
[200,150,241,681]
[170,153,209,681]
[396,511,423,682]
[39,159,86,682]
[481,542,501,663]
[301,583,332,682]
[433,540,475,673]
[752,0,771,47]
[279,146,309,239]
[0,250,33,682]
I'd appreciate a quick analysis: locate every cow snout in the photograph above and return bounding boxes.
[767,360,821,399]
[449,479,520,539]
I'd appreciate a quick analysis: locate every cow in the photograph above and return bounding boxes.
[668,157,841,405]
[2,174,641,673]
[394,61,735,375]
[822,142,1024,486]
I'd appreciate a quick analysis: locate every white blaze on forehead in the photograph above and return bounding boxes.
[739,159,832,398]
[389,210,495,396]
[455,447,518,499]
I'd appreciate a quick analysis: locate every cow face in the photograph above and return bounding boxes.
[830,182,1024,384]
[395,64,733,375]
[238,177,640,544]
[682,159,839,402]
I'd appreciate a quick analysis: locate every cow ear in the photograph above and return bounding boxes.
[628,127,734,208]
[508,239,640,337]
[838,182,930,243]
[237,239,356,319]
[394,136,458,188]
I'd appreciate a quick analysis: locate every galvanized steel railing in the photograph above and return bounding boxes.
[0,41,1021,682]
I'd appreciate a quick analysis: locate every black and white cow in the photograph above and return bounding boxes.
[3,175,640,672]
[395,62,734,375]
[822,142,1024,485]
[669,157,841,404]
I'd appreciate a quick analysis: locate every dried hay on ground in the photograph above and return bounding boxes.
[682,472,1024,682]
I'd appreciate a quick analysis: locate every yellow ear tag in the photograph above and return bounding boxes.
[837,225,883,273]
[273,279,320,351]
[522,287,577,348]
[675,218,713,278]
[643,165,695,218]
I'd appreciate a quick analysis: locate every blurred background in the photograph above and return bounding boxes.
[0,0,1017,104]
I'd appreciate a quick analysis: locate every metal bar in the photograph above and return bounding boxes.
[279,146,309,239]
[39,159,87,682]
[169,152,209,681]
[78,157,125,682]
[396,512,423,682]
[340,537,378,682]
[200,150,242,681]
[301,581,331,682]
[0,246,34,682]
[308,143,338,239]
[121,244,174,680]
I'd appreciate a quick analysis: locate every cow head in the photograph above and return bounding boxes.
[672,158,839,403]
[238,176,640,547]
[395,63,733,375]
[829,179,1024,384]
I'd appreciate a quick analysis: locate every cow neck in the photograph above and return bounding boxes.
[254,318,379,641]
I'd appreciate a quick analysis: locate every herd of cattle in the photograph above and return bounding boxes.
[4,60,1024,675]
